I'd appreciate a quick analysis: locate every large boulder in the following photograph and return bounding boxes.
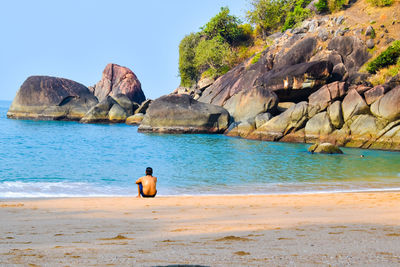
[327,101,344,129]
[327,36,370,75]
[341,89,369,121]
[308,81,346,117]
[273,37,318,70]
[7,76,98,120]
[370,86,400,122]
[138,94,230,133]
[92,63,146,104]
[223,86,278,122]
[305,112,334,142]
[248,101,308,141]
[364,85,388,105]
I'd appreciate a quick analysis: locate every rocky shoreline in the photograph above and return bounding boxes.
[7,15,400,151]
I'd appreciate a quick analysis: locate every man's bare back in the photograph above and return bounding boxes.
[136,167,157,198]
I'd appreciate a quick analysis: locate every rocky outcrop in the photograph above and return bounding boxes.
[92,63,146,104]
[7,76,98,121]
[138,94,230,133]
[308,143,343,154]
[8,64,147,124]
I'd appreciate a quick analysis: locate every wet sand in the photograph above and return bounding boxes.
[1,192,400,266]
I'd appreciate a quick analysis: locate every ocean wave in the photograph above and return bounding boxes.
[0,181,135,198]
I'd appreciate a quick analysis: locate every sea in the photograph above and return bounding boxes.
[1,100,400,198]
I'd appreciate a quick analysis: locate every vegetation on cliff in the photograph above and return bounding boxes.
[178,0,397,87]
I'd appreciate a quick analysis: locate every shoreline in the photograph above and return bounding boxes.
[2,186,400,200]
[1,192,400,266]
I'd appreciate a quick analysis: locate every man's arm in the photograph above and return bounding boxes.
[135,177,142,184]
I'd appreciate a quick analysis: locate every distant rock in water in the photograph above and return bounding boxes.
[7,76,98,121]
[92,63,146,104]
[308,143,343,154]
[138,94,230,133]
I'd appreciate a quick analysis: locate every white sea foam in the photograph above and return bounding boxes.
[0,181,134,198]
[1,180,400,198]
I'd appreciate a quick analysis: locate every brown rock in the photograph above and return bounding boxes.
[93,63,145,103]
[370,86,400,122]
[342,89,369,121]
[364,85,388,105]
[308,81,346,117]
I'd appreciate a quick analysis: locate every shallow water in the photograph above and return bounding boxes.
[0,100,399,198]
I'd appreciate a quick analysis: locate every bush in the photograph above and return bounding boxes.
[246,0,286,38]
[201,7,246,45]
[367,0,393,6]
[327,0,347,11]
[179,33,201,87]
[315,0,329,12]
[194,37,232,78]
[367,40,400,74]
[282,0,312,31]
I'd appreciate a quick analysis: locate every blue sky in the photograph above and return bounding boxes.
[0,0,249,101]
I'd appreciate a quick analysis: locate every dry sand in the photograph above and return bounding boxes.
[1,192,400,266]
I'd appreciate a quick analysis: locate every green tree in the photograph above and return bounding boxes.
[246,0,286,38]
[178,33,201,87]
[194,37,231,78]
[201,7,245,45]
[282,0,311,31]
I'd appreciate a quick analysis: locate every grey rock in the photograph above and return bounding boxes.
[365,26,374,37]
[305,112,334,141]
[108,103,128,122]
[134,99,152,114]
[328,101,344,129]
[255,113,272,128]
[366,39,375,49]
[223,86,278,122]
[308,142,343,154]
[138,94,230,133]
[112,94,134,116]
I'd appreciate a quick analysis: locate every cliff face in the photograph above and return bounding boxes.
[187,8,400,150]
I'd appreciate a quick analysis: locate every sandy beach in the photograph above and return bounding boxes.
[1,192,400,266]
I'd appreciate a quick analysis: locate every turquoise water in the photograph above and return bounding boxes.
[1,100,400,198]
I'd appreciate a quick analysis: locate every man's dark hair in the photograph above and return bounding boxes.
[145,167,153,175]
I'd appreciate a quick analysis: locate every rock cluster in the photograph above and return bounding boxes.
[168,16,400,150]
[7,64,150,125]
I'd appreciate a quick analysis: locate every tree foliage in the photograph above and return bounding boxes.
[201,7,246,45]
[246,0,286,38]
[179,33,200,87]
[367,41,400,74]
[178,7,251,86]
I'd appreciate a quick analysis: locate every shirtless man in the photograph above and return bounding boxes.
[136,167,157,198]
